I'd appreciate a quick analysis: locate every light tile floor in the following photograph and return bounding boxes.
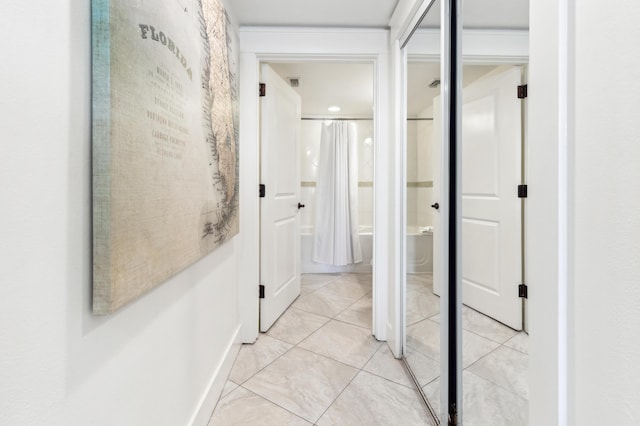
[406,273,530,425]
[210,272,529,425]
[209,273,435,425]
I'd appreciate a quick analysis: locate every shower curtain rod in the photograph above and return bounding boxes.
[301,117,373,121]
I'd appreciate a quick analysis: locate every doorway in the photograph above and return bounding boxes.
[258,60,376,334]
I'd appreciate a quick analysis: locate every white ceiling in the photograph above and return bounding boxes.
[269,62,374,117]
[229,0,398,27]
[229,0,528,30]
[249,1,528,118]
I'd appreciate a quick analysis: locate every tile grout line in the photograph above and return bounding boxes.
[232,336,296,386]
[463,369,529,403]
[312,335,383,424]
[235,384,315,424]
[463,345,530,401]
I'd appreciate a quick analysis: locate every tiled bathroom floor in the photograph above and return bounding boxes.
[209,273,529,425]
[406,273,529,425]
[209,273,435,426]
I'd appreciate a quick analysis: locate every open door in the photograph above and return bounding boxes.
[434,66,523,330]
[259,64,302,332]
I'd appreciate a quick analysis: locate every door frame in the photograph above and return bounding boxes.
[237,27,391,344]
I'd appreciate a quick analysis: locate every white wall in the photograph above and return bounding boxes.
[529,1,640,424]
[0,1,241,424]
[571,2,640,424]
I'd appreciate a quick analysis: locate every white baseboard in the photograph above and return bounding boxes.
[189,325,242,426]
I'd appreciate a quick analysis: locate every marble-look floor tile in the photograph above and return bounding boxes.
[334,297,372,329]
[220,380,239,399]
[340,273,373,285]
[461,330,501,368]
[424,371,528,426]
[363,344,414,388]
[292,287,357,318]
[406,319,500,367]
[209,387,310,426]
[430,306,518,344]
[406,319,440,362]
[461,306,518,343]
[301,273,340,295]
[317,371,435,426]
[243,347,358,423]
[504,331,529,354]
[404,347,441,387]
[229,335,292,384]
[321,275,371,299]
[298,320,381,368]
[468,346,529,399]
[267,308,330,345]
[406,273,434,292]
[406,288,440,325]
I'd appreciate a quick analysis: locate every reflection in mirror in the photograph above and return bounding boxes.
[402,0,441,424]
[403,1,530,424]
[456,1,530,423]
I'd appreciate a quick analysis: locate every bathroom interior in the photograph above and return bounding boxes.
[268,61,375,276]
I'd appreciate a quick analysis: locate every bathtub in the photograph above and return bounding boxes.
[300,226,373,273]
[406,226,433,273]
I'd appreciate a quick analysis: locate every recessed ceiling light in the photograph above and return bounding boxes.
[328,105,341,112]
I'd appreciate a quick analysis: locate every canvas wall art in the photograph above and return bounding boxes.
[92,0,239,314]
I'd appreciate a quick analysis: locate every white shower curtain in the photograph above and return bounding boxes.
[313,121,363,265]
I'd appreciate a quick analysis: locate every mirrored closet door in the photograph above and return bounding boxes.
[401,1,444,424]
[401,1,531,424]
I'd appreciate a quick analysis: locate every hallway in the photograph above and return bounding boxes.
[208,273,433,425]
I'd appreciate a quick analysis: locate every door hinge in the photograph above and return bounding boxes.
[519,284,528,299]
[518,184,528,198]
[259,285,265,299]
[259,184,265,198]
[517,84,528,99]
[259,83,266,97]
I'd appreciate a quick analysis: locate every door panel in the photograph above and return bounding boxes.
[434,66,522,330]
[260,64,302,332]
[462,66,522,329]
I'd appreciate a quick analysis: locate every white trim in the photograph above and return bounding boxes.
[238,27,391,342]
[237,51,260,344]
[528,0,570,424]
[386,39,405,357]
[407,29,529,63]
[240,27,389,55]
[558,0,573,423]
[188,326,241,426]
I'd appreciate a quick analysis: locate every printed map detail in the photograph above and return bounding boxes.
[92,0,239,314]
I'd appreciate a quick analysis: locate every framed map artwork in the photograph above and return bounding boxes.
[92,0,239,314]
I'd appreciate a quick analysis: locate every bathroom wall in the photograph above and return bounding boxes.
[299,120,374,233]
[406,106,435,229]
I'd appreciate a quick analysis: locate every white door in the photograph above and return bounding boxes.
[434,66,523,330]
[260,64,302,332]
